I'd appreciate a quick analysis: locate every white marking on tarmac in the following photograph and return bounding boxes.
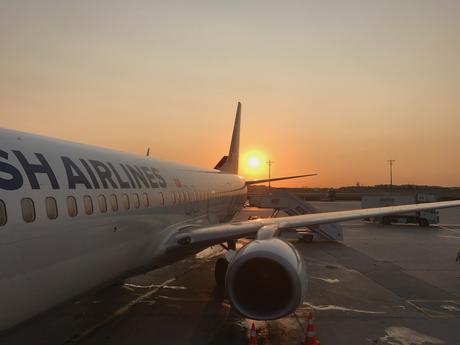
[437,225,460,234]
[379,326,444,345]
[123,283,188,290]
[302,302,385,314]
[438,235,460,240]
[440,304,460,312]
[407,300,460,318]
[311,277,340,284]
[62,278,176,344]
[155,295,209,302]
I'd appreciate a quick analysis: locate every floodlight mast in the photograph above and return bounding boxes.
[388,159,396,188]
[266,160,274,191]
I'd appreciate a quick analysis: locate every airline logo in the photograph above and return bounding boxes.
[0,150,167,191]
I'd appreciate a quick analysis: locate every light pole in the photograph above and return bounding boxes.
[266,160,274,191]
[388,160,395,188]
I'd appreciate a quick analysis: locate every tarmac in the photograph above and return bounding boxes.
[1,201,460,345]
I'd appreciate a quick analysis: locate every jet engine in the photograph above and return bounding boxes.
[225,238,307,320]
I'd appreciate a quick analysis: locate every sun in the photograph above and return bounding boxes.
[248,156,261,169]
[241,150,268,178]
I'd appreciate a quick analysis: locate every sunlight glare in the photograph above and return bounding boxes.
[248,156,260,168]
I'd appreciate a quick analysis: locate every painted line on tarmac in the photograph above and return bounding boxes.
[437,225,460,235]
[62,278,176,344]
[439,235,460,240]
[302,302,385,314]
[124,283,188,290]
[311,276,340,284]
[407,300,460,318]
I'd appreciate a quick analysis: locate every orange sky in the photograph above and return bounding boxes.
[1,1,459,187]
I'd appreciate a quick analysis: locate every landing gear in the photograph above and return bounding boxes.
[215,240,235,286]
[215,258,229,286]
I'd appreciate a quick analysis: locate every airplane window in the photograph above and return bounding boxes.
[67,196,78,217]
[0,200,6,226]
[45,197,58,220]
[98,195,108,213]
[185,191,190,202]
[159,192,164,206]
[133,193,140,209]
[176,192,182,204]
[142,193,150,207]
[110,194,118,212]
[83,196,94,215]
[122,194,130,210]
[21,198,36,223]
[171,192,176,205]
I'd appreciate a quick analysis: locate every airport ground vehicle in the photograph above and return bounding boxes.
[361,194,439,227]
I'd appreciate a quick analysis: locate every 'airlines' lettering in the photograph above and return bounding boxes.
[0,150,24,190]
[107,162,130,189]
[90,160,118,189]
[0,150,168,191]
[62,157,92,189]
[126,164,150,189]
[141,166,159,188]
[13,151,59,190]
[80,159,100,189]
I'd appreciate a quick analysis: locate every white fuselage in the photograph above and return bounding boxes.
[0,128,247,331]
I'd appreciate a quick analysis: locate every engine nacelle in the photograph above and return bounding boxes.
[225,238,307,320]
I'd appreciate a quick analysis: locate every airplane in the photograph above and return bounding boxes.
[1,102,459,332]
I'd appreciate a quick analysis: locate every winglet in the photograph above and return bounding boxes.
[215,102,241,174]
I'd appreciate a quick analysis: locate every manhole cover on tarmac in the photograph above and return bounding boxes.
[407,300,460,318]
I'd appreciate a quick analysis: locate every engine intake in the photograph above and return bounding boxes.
[225,238,307,320]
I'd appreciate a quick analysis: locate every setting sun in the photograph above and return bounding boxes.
[248,156,261,168]
[241,150,268,179]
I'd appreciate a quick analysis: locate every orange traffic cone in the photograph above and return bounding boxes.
[302,310,320,345]
[249,322,257,345]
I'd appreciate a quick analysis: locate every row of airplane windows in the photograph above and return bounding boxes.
[0,190,238,227]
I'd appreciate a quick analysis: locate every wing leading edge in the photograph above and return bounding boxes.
[245,173,317,185]
[167,200,460,251]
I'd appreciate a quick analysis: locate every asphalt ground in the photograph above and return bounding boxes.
[1,202,460,345]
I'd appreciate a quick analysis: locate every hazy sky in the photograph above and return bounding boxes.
[1,1,459,187]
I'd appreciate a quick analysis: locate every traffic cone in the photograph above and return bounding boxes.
[249,322,257,345]
[302,310,320,345]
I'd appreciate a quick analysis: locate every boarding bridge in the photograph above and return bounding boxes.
[247,189,343,241]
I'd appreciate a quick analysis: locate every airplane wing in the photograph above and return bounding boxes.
[166,200,460,251]
[245,173,317,185]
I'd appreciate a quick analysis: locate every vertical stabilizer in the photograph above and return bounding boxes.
[214,102,241,174]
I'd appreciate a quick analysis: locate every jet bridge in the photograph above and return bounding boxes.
[247,189,343,241]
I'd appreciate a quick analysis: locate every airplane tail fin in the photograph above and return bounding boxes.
[214,102,241,174]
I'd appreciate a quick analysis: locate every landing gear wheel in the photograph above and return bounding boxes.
[214,258,228,287]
